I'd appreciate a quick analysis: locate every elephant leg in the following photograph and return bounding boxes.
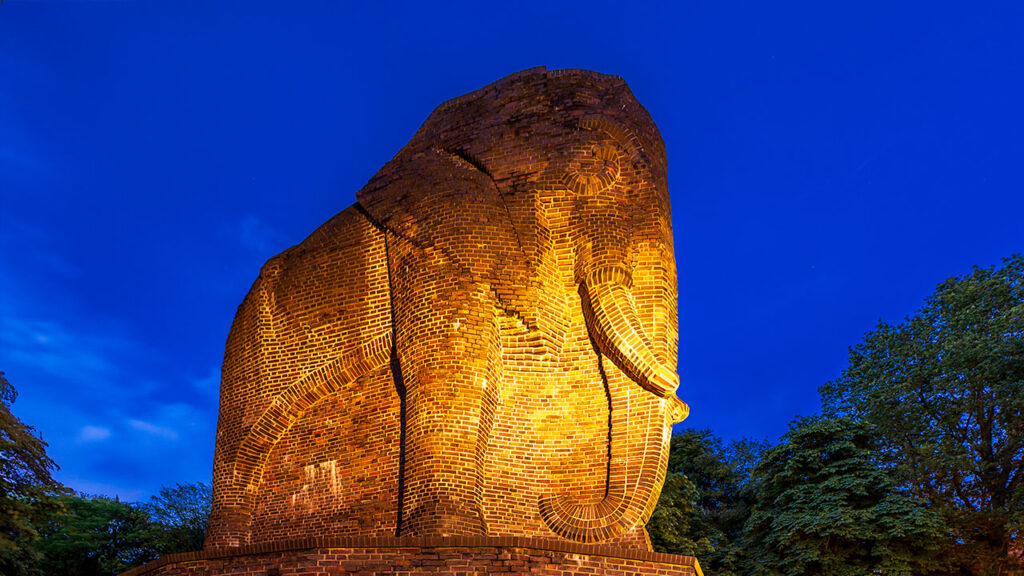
[389,236,500,537]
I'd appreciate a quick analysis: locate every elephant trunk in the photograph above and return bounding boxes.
[538,271,688,543]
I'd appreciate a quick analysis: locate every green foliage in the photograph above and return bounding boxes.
[33,482,212,576]
[36,495,157,576]
[649,428,767,575]
[648,468,700,553]
[821,255,1024,575]
[0,371,68,576]
[743,416,946,576]
[142,481,211,554]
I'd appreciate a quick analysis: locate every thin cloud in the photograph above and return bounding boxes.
[190,366,221,402]
[0,300,215,500]
[0,316,124,384]
[0,286,206,498]
[191,366,220,391]
[77,425,111,442]
[0,215,80,281]
[127,419,179,440]
[235,214,291,254]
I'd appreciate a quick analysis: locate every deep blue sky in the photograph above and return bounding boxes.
[1,1,1022,501]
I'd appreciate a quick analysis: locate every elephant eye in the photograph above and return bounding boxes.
[560,144,621,195]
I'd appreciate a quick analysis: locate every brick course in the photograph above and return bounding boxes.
[124,537,701,576]
[196,67,692,573]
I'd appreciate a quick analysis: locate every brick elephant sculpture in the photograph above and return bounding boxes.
[205,67,688,551]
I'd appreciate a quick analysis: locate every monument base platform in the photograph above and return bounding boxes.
[121,536,703,576]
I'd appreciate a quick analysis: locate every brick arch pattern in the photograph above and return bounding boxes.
[221,333,394,542]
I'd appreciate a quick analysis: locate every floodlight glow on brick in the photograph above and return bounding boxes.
[124,68,701,576]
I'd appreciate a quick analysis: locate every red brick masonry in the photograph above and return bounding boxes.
[206,66,689,551]
[122,536,702,576]
[183,67,698,575]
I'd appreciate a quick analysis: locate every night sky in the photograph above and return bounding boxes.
[1,1,1022,501]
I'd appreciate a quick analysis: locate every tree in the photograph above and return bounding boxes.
[142,481,211,554]
[649,429,766,575]
[33,482,211,576]
[743,416,946,576]
[0,371,67,576]
[648,469,700,554]
[35,494,156,576]
[821,255,1024,575]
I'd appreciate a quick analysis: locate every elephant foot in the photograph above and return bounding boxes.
[401,499,487,537]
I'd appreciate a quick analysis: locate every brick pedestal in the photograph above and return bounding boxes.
[122,536,702,576]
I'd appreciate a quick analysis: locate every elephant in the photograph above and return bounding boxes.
[205,67,688,551]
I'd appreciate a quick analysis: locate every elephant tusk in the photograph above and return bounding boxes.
[578,268,679,398]
[669,395,689,424]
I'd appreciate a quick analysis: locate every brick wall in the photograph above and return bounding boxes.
[206,67,688,553]
[124,537,702,576]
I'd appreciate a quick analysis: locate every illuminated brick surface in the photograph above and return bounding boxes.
[204,67,689,561]
[123,537,702,576]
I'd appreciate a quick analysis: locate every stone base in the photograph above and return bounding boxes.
[121,536,703,576]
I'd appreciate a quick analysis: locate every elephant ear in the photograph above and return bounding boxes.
[357,147,529,301]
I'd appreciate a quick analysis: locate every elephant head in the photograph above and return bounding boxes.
[530,114,688,543]
[359,68,688,543]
